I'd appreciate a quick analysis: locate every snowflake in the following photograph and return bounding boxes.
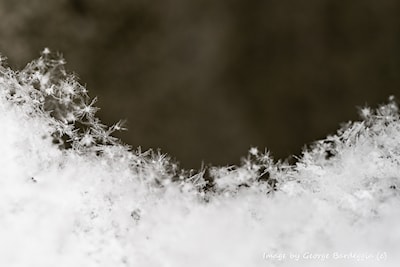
[360,107,372,119]
[249,147,259,156]
[42,47,51,55]
[76,97,99,119]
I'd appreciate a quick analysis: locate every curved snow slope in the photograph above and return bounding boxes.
[0,51,399,267]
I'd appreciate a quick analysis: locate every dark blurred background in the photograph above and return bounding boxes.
[1,0,399,169]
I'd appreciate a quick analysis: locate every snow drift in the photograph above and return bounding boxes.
[0,50,399,266]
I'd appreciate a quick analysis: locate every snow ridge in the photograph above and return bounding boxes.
[0,50,399,267]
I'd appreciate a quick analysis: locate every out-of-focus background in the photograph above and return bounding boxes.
[0,0,399,169]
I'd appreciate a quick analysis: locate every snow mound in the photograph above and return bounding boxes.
[0,50,399,266]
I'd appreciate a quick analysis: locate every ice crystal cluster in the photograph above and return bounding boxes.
[0,50,399,267]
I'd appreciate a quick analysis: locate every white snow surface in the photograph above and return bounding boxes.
[0,51,399,266]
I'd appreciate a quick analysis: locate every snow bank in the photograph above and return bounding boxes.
[0,50,399,266]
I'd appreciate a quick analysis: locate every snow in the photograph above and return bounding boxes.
[0,50,399,266]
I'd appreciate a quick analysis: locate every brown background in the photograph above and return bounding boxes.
[1,0,399,169]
